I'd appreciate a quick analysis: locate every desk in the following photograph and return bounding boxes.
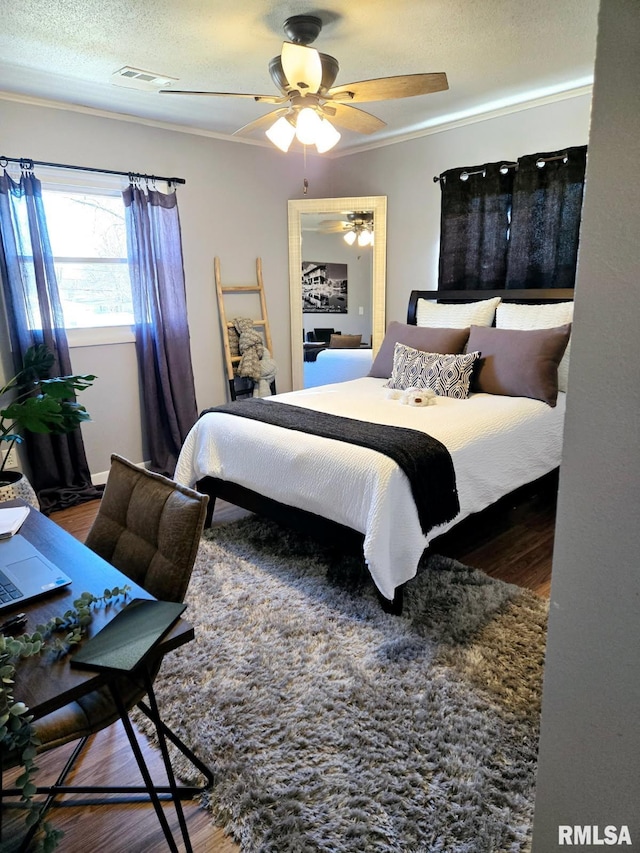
[1,500,193,721]
[0,500,200,853]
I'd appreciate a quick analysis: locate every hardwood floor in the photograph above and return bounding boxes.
[2,486,556,852]
[433,473,558,599]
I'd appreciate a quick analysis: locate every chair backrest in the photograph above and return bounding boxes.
[329,334,362,348]
[313,327,339,344]
[85,454,209,603]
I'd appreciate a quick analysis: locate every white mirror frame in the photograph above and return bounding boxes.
[288,195,387,390]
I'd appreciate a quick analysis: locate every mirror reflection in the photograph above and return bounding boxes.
[288,196,387,390]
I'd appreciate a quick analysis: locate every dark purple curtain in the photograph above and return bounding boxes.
[0,169,102,513]
[438,162,513,291]
[123,184,198,476]
[505,146,588,289]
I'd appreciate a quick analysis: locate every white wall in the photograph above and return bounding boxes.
[532,1,640,847]
[71,341,144,472]
[0,98,333,477]
[330,94,592,325]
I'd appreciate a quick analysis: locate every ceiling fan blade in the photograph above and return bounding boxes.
[327,72,449,103]
[281,42,323,94]
[319,220,349,233]
[233,109,288,137]
[325,102,386,135]
[160,89,285,104]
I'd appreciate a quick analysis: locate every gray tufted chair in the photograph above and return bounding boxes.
[1,455,210,851]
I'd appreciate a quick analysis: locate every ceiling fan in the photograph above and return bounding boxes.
[319,212,375,245]
[160,14,448,153]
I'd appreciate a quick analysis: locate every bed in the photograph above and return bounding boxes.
[175,288,574,609]
[303,347,373,387]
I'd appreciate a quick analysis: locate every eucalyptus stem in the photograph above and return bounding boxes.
[0,584,131,850]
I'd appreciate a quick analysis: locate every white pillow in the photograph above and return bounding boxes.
[416,296,501,329]
[496,301,574,392]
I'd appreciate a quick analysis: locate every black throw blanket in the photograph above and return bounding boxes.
[202,399,459,536]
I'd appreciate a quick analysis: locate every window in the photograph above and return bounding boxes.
[42,187,134,334]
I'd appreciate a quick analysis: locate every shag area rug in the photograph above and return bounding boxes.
[140,517,548,853]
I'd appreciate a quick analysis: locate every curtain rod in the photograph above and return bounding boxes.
[0,155,185,187]
[433,152,569,183]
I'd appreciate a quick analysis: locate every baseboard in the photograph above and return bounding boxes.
[92,460,150,486]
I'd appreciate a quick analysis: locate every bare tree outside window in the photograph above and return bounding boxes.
[42,190,133,328]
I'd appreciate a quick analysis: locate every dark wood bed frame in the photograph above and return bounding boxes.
[197,287,574,613]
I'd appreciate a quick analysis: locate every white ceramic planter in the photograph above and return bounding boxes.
[0,471,40,510]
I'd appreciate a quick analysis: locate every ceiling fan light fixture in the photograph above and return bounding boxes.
[343,230,357,246]
[295,107,323,145]
[281,41,323,94]
[357,229,372,247]
[265,115,296,152]
[314,117,341,153]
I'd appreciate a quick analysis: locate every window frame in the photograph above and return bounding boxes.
[39,171,135,348]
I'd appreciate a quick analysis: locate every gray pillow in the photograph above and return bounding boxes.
[369,322,470,378]
[467,323,572,406]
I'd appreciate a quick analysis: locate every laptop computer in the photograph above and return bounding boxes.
[0,534,72,612]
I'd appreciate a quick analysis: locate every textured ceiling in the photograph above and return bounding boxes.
[0,0,600,153]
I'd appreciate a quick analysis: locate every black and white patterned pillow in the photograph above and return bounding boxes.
[386,342,480,399]
[427,350,480,398]
[386,343,440,390]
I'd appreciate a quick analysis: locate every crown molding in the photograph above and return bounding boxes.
[0,90,270,148]
[328,81,594,158]
[1,80,593,159]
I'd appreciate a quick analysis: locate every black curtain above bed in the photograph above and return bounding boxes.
[438,161,512,292]
[437,145,587,291]
[505,146,588,290]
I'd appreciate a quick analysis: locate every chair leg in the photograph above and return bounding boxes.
[14,736,91,852]
[141,669,193,853]
[136,699,215,792]
[1,694,214,850]
[109,680,181,853]
[2,717,213,803]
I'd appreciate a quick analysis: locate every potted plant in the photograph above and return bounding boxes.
[0,344,95,504]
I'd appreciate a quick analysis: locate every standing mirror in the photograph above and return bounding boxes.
[288,196,387,390]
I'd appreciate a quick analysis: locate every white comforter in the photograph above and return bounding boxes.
[175,378,566,600]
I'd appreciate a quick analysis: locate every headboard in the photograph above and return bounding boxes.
[407,288,574,325]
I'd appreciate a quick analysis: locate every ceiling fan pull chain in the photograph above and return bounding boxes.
[303,145,309,194]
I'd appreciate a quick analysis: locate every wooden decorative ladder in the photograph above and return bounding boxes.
[214,256,276,401]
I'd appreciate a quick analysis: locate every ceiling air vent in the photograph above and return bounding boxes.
[111,66,178,91]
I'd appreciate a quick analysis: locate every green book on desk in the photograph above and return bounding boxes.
[71,599,186,673]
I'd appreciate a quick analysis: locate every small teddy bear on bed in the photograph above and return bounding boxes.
[386,387,437,406]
